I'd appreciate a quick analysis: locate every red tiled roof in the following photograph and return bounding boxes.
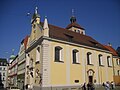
[103,45,118,56]
[66,22,85,30]
[23,35,29,49]
[47,23,108,51]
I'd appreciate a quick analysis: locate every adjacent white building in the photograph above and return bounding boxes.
[0,58,7,88]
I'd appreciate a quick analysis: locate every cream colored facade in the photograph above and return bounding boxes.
[25,8,114,90]
[113,56,120,85]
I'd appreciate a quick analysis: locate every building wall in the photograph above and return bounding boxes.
[48,41,113,87]
[8,57,18,87]
[113,57,120,76]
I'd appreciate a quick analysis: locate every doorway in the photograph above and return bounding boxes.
[89,76,93,83]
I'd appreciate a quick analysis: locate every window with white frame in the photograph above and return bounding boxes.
[107,56,112,67]
[72,49,80,64]
[116,59,119,65]
[98,54,103,66]
[55,46,63,62]
[36,46,40,63]
[87,52,92,65]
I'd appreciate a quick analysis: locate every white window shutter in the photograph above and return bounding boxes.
[89,54,92,64]
[60,49,64,62]
[76,52,80,63]
[26,54,30,66]
[100,56,103,65]
[110,58,112,66]
[36,47,40,62]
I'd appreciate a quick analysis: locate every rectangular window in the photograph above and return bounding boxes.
[55,46,63,62]
[118,70,120,76]
[73,49,80,64]
[116,59,118,65]
[55,48,60,61]
[99,55,103,66]
[3,73,5,76]
[107,56,112,67]
[87,52,92,65]
[87,54,90,64]
[73,51,76,63]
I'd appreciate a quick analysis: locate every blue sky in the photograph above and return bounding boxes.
[0,0,120,59]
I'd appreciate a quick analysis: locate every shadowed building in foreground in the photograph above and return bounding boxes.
[0,58,7,88]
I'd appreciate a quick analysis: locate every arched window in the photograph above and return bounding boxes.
[72,49,80,64]
[55,46,63,62]
[98,54,103,66]
[87,52,92,65]
[107,56,112,67]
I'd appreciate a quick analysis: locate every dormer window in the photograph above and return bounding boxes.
[65,34,73,42]
[81,31,83,34]
[77,30,80,33]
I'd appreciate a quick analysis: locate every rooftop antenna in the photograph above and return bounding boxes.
[72,9,75,16]
[12,49,14,55]
[35,6,38,14]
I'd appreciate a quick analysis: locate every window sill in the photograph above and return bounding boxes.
[99,65,104,67]
[87,64,94,66]
[54,60,64,63]
[73,62,80,64]
[108,65,112,67]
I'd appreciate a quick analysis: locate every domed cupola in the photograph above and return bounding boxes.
[66,10,85,35]
[70,16,76,23]
[9,54,15,63]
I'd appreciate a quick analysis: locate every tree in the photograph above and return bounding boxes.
[116,47,120,57]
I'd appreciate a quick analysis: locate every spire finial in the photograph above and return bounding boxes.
[43,16,49,29]
[70,9,76,23]
[35,7,38,14]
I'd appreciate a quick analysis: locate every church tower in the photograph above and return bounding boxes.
[31,7,40,24]
[29,7,43,46]
[66,10,85,35]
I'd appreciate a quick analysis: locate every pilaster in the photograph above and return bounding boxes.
[41,40,50,86]
[66,45,70,84]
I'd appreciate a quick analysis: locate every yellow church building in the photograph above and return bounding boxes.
[25,7,113,90]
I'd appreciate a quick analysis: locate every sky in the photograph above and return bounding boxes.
[0,0,120,59]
